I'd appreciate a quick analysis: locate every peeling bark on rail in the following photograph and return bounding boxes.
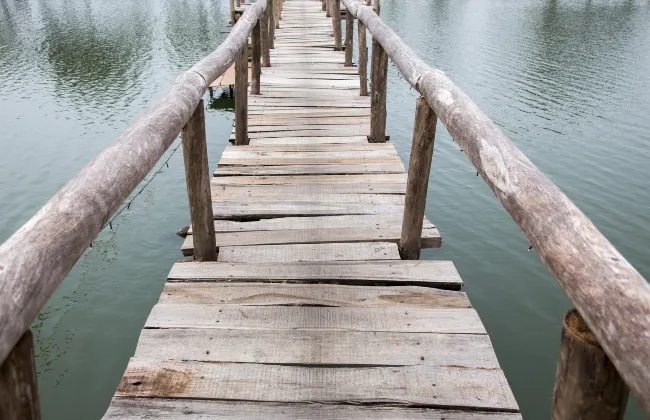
[0,1,268,365]
[342,0,650,413]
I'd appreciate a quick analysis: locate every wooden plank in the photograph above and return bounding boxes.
[159,282,471,308]
[212,192,404,204]
[218,242,400,262]
[213,163,405,176]
[134,329,498,368]
[212,173,407,185]
[182,226,440,251]
[105,398,523,419]
[210,202,406,219]
[168,260,458,287]
[218,156,399,166]
[249,136,367,144]
[145,304,482,333]
[211,183,405,195]
[230,130,374,140]
[188,214,431,234]
[115,359,518,411]
[221,143,393,152]
[221,149,393,158]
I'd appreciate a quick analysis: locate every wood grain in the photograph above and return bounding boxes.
[217,242,400,262]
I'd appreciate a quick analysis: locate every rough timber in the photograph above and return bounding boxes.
[103,0,520,418]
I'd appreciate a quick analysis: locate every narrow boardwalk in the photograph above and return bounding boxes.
[104,0,520,417]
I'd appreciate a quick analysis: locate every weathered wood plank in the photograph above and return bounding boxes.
[116,360,517,411]
[145,304,482,333]
[212,192,404,204]
[105,398,523,419]
[134,329,498,367]
[210,183,405,195]
[182,225,440,251]
[214,163,405,176]
[188,214,431,234]
[221,143,393,152]
[159,282,471,308]
[249,136,367,144]
[210,201,406,219]
[218,242,400,262]
[211,173,407,185]
[169,259,458,287]
[221,149,394,158]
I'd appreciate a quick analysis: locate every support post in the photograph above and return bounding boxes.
[326,0,331,17]
[358,11,368,95]
[400,98,436,260]
[275,0,281,29]
[344,9,354,66]
[251,19,262,95]
[230,0,235,24]
[182,100,217,261]
[0,331,40,420]
[261,5,271,67]
[235,43,249,146]
[551,309,629,420]
[374,0,381,15]
[369,38,388,142]
[322,0,326,11]
[268,0,275,49]
[236,0,241,7]
[332,0,342,50]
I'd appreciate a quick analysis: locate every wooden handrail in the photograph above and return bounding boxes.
[0,0,267,366]
[342,0,650,413]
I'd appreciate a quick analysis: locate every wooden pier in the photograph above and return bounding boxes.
[101,1,521,417]
[2,0,649,418]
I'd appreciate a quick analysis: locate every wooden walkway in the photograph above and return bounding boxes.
[104,0,520,417]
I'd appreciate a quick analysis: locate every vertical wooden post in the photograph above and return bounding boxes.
[400,98,436,260]
[235,43,249,146]
[332,0,342,50]
[344,9,354,66]
[268,0,275,49]
[374,0,381,15]
[251,20,262,95]
[369,38,388,142]
[182,100,217,261]
[326,0,331,17]
[322,0,326,11]
[236,0,241,7]
[261,6,271,67]
[0,330,40,420]
[275,0,281,29]
[551,309,629,420]
[358,11,368,95]
[230,0,236,24]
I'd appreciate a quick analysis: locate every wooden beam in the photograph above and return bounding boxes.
[344,9,354,66]
[261,4,271,67]
[235,38,249,145]
[358,8,368,95]
[400,97,436,260]
[268,0,275,49]
[181,100,216,261]
[0,331,40,420]
[332,0,342,50]
[251,19,261,94]
[552,309,629,420]
[370,38,387,142]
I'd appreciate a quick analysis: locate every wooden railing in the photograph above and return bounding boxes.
[0,1,273,417]
[337,0,650,417]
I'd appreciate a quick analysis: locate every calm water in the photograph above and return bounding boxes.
[1,0,649,418]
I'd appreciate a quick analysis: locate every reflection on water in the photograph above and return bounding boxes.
[1,0,650,419]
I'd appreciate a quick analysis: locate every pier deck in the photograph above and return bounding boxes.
[104,1,520,417]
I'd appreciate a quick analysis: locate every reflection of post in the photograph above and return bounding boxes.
[370,38,387,142]
[0,331,40,420]
[251,20,262,95]
[235,40,249,146]
[182,100,217,261]
[551,309,629,420]
[332,0,342,50]
[344,9,354,66]
[400,98,436,260]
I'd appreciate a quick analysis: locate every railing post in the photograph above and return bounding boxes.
[326,0,331,17]
[551,309,629,420]
[0,330,40,420]
[268,0,275,49]
[332,0,342,50]
[235,42,249,146]
[369,38,388,142]
[251,19,262,95]
[261,5,271,67]
[230,0,236,24]
[181,100,217,262]
[400,97,436,260]
[344,9,354,66]
[322,0,326,11]
[275,0,281,29]
[357,1,369,95]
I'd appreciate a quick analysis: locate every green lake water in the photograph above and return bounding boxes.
[1,0,649,418]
